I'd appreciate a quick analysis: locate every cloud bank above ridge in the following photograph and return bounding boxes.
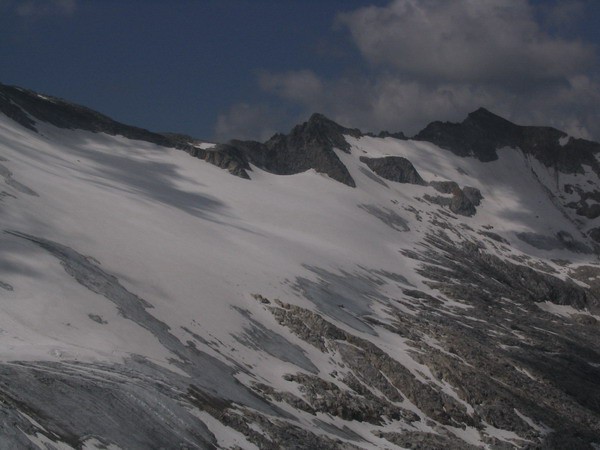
[216,0,599,142]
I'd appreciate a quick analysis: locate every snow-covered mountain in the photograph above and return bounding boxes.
[1,82,600,449]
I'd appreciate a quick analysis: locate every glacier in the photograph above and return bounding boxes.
[0,83,599,448]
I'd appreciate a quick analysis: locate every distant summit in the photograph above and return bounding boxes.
[415,107,600,173]
[212,113,362,186]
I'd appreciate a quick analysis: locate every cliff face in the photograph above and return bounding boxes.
[415,107,600,173]
[213,113,361,187]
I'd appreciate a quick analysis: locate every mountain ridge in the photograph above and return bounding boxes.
[4,81,599,183]
[1,82,600,448]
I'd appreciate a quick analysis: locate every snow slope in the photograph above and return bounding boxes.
[0,94,600,449]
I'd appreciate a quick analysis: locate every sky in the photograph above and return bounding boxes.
[0,0,599,143]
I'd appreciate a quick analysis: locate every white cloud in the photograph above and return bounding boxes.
[214,103,289,142]
[258,70,324,105]
[337,0,594,84]
[250,0,600,140]
[259,72,497,135]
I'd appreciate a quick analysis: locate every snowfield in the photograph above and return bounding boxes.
[1,96,600,449]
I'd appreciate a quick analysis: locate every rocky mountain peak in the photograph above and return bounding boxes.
[285,112,362,154]
[466,106,504,121]
[415,107,600,173]
[205,114,359,187]
[414,108,520,161]
[464,107,518,133]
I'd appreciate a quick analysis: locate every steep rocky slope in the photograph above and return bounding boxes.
[0,83,600,449]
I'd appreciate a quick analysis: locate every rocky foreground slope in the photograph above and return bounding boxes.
[1,82,600,449]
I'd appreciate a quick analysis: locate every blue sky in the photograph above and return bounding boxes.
[1,0,599,142]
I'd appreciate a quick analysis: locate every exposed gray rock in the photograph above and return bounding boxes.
[88,314,107,324]
[430,180,460,194]
[191,146,251,179]
[462,186,483,206]
[588,227,600,243]
[213,407,363,450]
[428,182,482,216]
[415,107,600,175]
[220,113,360,187]
[282,372,411,425]
[267,299,472,428]
[424,192,477,217]
[565,186,600,219]
[372,130,408,140]
[449,190,477,216]
[394,231,600,445]
[426,196,456,216]
[359,156,427,186]
[376,430,479,450]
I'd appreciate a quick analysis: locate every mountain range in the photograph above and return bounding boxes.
[1,82,600,449]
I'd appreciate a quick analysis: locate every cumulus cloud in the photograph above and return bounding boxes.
[219,0,600,141]
[214,103,290,142]
[258,70,324,105]
[336,0,599,139]
[258,69,600,139]
[259,72,498,135]
[337,0,594,84]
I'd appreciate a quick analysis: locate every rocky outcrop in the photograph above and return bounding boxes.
[373,130,408,140]
[426,182,483,217]
[564,185,600,219]
[190,144,251,179]
[376,431,479,450]
[429,180,460,194]
[462,186,483,206]
[221,113,360,187]
[589,227,600,243]
[360,156,427,185]
[449,190,478,216]
[415,107,600,174]
[396,230,600,447]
